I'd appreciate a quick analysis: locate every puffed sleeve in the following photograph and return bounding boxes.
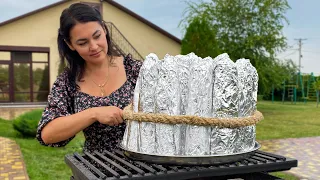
[125,54,143,86]
[36,70,75,147]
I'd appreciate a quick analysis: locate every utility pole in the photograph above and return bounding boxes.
[294,38,307,74]
[294,38,307,102]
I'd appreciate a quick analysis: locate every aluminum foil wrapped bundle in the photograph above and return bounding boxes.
[210,53,239,154]
[174,53,193,155]
[122,53,159,153]
[185,56,214,155]
[154,54,180,155]
[235,58,259,151]
[122,52,260,158]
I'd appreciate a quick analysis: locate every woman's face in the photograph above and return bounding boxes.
[67,21,108,64]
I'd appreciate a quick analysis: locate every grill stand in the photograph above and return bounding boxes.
[65,150,298,180]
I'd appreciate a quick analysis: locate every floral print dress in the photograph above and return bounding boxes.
[36,55,142,153]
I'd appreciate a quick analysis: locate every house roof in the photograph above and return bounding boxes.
[0,0,181,44]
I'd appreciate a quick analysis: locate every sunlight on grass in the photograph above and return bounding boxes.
[256,101,320,140]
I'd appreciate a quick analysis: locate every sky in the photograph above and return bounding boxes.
[0,0,319,75]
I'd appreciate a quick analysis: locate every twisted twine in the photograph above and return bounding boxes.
[123,103,263,128]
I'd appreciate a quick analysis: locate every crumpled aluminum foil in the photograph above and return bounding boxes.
[123,53,159,153]
[212,53,239,118]
[173,54,193,155]
[154,54,181,155]
[122,52,259,157]
[235,58,259,151]
[210,53,239,154]
[185,55,214,155]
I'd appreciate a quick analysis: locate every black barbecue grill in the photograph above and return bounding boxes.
[65,149,298,180]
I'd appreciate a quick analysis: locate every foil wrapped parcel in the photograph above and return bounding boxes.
[122,52,258,156]
[185,56,214,155]
[235,58,259,151]
[154,55,181,155]
[210,53,239,155]
[122,53,159,153]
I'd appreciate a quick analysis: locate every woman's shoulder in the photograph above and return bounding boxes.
[122,54,143,70]
[53,69,76,93]
[54,69,71,85]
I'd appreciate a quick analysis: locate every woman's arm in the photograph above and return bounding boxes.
[41,106,123,144]
[41,108,95,144]
[37,71,123,146]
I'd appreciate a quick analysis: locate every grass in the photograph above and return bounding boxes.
[1,101,319,180]
[0,117,84,180]
[256,101,320,180]
[256,101,320,140]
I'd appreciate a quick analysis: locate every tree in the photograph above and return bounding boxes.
[33,68,44,85]
[313,80,320,107]
[180,0,294,94]
[181,16,221,58]
[14,64,30,91]
[37,65,49,101]
[0,66,9,93]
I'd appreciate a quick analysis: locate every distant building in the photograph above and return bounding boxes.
[0,0,181,103]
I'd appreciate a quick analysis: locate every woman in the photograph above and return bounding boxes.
[36,3,142,153]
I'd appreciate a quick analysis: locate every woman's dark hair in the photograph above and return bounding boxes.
[58,3,118,84]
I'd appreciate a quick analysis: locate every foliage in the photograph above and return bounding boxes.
[313,79,320,104]
[14,64,30,91]
[0,118,21,138]
[0,66,9,89]
[180,0,295,94]
[181,16,221,58]
[36,65,50,101]
[257,57,297,94]
[12,109,43,138]
[313,79,320,91]
[0,118,84,180]
[0,63,50,101]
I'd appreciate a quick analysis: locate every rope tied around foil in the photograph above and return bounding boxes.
[123,103,263,128]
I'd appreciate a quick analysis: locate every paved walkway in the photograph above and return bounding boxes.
[258,137,320,180]
[0,137,29,180]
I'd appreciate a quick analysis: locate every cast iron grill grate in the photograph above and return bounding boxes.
[65,150,297,180]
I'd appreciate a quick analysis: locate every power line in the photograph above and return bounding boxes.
[305,37,320,40]
[302,50,320,54]
[280,50,297,58]
[284,43,298,51]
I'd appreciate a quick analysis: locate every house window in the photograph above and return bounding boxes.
[0,46,50,102]
[12,51,31,62]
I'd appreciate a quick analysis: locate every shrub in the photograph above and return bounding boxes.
[13,109,43,138]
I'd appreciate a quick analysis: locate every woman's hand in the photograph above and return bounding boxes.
[93,106,123,126]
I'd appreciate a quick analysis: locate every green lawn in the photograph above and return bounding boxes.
[256,101,320,140]
[0,118,84,179]
[256,101,320,180]
[1,100,319,180]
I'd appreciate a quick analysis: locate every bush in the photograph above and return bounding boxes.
[13,109,43,138]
